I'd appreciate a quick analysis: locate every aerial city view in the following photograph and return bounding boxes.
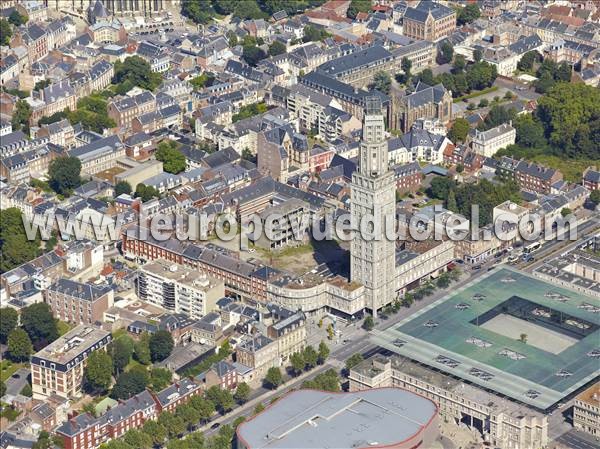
[0,1,599,448]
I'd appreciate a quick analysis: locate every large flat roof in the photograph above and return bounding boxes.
[236,388,437,449]
[372,267,600,410]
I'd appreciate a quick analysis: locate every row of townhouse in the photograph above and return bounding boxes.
[55,378,204,449]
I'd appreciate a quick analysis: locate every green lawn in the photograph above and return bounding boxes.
[0,360,23,382]
[453,86,500,103]
[57,319,74,336]
[529,155,595,183]
[111,328,128,340]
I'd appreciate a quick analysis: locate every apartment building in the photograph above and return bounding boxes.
[70,59,114,98]
[573,383,600,436]
[349,356,548,449]
[403,2,456,42]
[515,160,563,194]
[0,144,60,184]
[107,91,156,129]
[249,199,310,250]
[284,84,360,142]
[392,161,422,194]
[36,119,76,148]
[31,326,112,399]
[266,304,307,363]
[236,334,279,382]
[68,135,125,175]
[137,259,224,320]
[31,81,77,124]
[45,278,114,325]
[470,122,516,157]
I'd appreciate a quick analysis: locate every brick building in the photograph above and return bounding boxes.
[45,278,114,325]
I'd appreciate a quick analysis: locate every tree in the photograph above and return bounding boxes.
[0,307,18,344]
[457,3,480,25]
[156,140,186,174]
[143,420,166,446]
[453,54,466,72]
[519,333,528,343]
[318,341,330,364]
[7,328,33,362]
[206,386,235,413]
[234,382,251,404]
[264,367,283,389]
[134,183,160,202]
[158,412,186,439]
[561,207,572,218]
[21,303,59,347]
[446,189,458,212]
[590,189,600,206]
[371,71,391,94]
[189,395,215,421]
[428,177,456,200]
[347,0,371,19]
[0,20,12,46]
[345,353,364,371]
[113,56,162,91]
[536,83,600,159]
[415,68,434,86]
[123,430,153,449]
[302,369,340,392]
[480,104,516,131]
[150,367,172,391]
[66,93,115,133]
[84,351,113,393]
[438,41,454,64]
[448,118,470,143]
[466,61,497,91]
[268,41,286,57]
[242,44,267,67]
[11,99,32,133]
[362,315,374,331]
[32,431,52,449]
[303,24,328,43]
[478,98,489,108]
[303,346,319,369]
[111,336,134,375]
[254,403,265,414]
[517,51,540,72]
[232,101,268,122]
[48,156,82,195]
[473,48,483,62]
[114,181,132,197]
[0,380,6,397]
[176,404,201,430]
[290,352,304,375]
[34,79,51,91]
[133,333,151,364]
[0,208,41,274]
[513,114,546,149]
[8,11,28,26]
[149,330,174,362]
[110,370,148,400]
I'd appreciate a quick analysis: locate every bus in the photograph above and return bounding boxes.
[523,241,542,254]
